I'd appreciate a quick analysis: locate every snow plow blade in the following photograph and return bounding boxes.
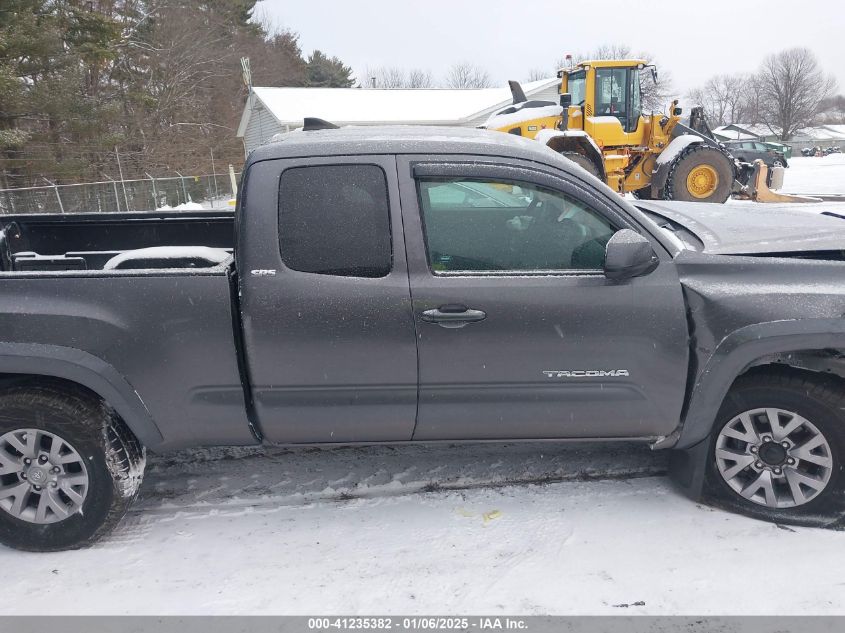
[750,160,821,203]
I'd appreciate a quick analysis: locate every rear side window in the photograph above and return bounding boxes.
[278,165,392,277]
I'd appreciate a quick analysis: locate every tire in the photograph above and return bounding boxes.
[663,145,734,203]
[560,151,601,179]
[0,382,145,551]
[703,370,844,527]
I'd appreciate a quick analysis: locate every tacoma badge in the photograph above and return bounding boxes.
[543,370,630,378]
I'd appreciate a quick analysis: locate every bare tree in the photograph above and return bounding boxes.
[445,63,493,89]
[757,47,837,140]
[526,68,550,82]
[364,66,405,88]
[365,67,433,88]
[738,74,765,124]
[406,69,434,88]
[686,74,750,126]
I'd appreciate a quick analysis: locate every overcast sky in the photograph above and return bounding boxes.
[257,0,843,100]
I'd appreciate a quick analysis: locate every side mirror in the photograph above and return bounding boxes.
[604,229,659,281]
[560,93,572,108]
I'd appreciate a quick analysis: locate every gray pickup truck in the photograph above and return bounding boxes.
[0,126,843,551]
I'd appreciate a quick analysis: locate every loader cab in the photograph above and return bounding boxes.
[561,60,647,147]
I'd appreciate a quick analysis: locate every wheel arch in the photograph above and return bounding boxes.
[0,342,163,450]
[674,319,845,450]
[650,135,707,195]
[535,130,606,181]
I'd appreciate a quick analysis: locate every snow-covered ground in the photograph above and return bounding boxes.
[1,442,842,615]
[781,154,845,195]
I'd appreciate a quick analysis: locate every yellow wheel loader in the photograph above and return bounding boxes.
[483,60,738,203]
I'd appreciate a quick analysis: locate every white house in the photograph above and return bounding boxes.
[236,78,561,156]
[713,122,845,151]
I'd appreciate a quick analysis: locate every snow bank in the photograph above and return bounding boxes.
[1,443,841,615]
[158,201,205,211]
[781,154,845,195]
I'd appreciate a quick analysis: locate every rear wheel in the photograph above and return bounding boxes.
[664,145,734,203]
[704,371,844,526]
[0,383,145,551]
[560,151,601,179]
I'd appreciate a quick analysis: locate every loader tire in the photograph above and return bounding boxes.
[560,151,601,180]
[664,145,733,203]
[0,382,146,551]
[632,187,653,200]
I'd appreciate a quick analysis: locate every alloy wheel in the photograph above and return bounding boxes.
[715,408,833,509]
[0,429,89,524]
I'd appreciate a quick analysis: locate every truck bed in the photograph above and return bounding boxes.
[0,210,234,272]
[0,209,252,451]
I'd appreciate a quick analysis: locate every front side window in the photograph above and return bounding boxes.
[278,164,392,277]
[567,70,586,106]
[629,67,642,128]
[418,178,616,273]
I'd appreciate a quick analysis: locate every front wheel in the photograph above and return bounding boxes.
[664,145,734,203]
[0,383,146,551]
[704,370,844,526]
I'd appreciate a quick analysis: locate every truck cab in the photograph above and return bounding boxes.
[561,59,647,146]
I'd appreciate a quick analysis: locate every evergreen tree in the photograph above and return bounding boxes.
[306,50,355,88]
[0,1,355,187]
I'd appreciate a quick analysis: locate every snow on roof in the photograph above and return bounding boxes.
[717,123,776,138]
[791,126,845,141]
[820,124,845,138]
[712,126,757,141]
[237,78,561,137]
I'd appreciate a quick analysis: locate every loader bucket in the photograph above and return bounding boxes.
[750,160,821,203]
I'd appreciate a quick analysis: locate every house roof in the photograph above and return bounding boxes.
[821,124,845,137]
[236,78,560,138]
[790,126,845,141]
[712,126,757,141]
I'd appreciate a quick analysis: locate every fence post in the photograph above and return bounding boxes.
[102,173,120,212]
[115,146,130,211]
[210,148,219,208]
[145,172,158,210]
[228,164,238,200]
[43,177,65,214]
[175,171,189,205]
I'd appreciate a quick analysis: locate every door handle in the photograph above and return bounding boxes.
[420,305,487,328]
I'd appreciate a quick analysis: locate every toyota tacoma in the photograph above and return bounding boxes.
[0,124,842,551]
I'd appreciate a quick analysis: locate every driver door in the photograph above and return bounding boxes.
[397,157,689,441]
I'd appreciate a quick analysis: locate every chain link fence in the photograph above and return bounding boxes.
[0,173,240,215]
